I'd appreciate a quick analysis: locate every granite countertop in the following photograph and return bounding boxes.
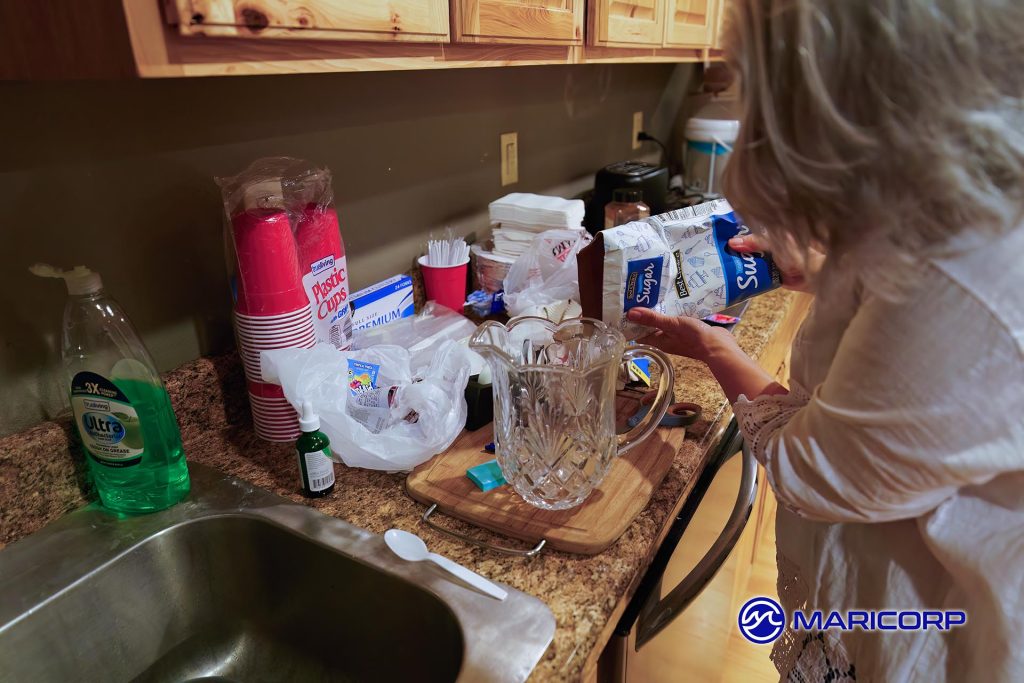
[0,288,805,682]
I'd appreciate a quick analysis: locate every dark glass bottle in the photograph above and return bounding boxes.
[296,401,335,498]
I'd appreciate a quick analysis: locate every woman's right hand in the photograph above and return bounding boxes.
[727,234,823,292]
[627,306,730,363]
[627,305,788,403]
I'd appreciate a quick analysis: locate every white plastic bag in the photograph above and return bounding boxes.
[261,341,471,471]
[502,229,591,317]
[350,302,478,370]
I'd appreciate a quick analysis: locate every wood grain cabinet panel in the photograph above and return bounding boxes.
[453,0,584,44]
[711,0,729,48]
[167,0,451,42]
[663,0,716,46]
[588,0,666,47]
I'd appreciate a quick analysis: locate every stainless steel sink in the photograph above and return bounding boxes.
[0,464,554,682]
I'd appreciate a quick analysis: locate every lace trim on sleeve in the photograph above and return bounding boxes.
[733,381,812,465]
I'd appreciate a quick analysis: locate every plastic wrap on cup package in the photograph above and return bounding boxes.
[260,340,472,471]
[215,157,335,217]
[349,302,479,370]
[214,156,353,351]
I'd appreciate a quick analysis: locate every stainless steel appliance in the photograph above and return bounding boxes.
[598,418,758,682]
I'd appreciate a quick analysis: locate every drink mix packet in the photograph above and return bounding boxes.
[577,199,781,339]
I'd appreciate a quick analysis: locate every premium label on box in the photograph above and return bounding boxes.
[349,275,415,331]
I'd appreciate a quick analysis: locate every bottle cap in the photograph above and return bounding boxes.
[613,188,643,203]
[299,401,320,432]
[29,263,103,295]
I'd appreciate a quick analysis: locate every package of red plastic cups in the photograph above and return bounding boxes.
[216,158,353,441]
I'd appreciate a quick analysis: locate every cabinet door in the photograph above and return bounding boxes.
[168,0,450,42]
[711,0,730,48]
[453,0,583,44]
[589,0,666,47]
[664,0,717,46]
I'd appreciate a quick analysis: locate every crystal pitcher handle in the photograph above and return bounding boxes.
[617,345,675,456]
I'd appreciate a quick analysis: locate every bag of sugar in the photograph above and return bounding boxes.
[578,199,781,339]
[595,221,674,339]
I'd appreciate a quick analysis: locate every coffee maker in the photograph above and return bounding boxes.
[584,160,669,234]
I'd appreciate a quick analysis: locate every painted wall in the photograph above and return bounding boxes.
[0,62,695,436]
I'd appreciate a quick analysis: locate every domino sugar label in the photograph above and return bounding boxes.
[624,256,664,311]
[713,213,781,306]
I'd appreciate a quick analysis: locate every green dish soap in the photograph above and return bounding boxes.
[33,264,190,514]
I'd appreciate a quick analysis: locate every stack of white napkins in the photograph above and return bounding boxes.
[488,193,586,258]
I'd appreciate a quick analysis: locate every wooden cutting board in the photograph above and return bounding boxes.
[405,394,688,555]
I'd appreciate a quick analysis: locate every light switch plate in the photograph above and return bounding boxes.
[500,132,518,186]
[632,112,643,150]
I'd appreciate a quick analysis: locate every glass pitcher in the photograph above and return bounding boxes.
[469,317,674,511]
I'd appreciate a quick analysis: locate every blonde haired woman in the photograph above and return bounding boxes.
[629,0,1024,680]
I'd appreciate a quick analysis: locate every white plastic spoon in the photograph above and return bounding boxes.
[384,529,508,601]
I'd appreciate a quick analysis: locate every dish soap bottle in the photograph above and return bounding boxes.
[32,264,190,514]
[296,401,335,498]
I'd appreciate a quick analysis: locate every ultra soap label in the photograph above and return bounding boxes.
[70,371,144,467]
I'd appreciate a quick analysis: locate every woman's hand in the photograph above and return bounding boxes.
[727,234,824,292]
[627,306,788,403]
[627,307,734,363]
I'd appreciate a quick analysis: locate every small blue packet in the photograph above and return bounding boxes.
[467,459,506,492]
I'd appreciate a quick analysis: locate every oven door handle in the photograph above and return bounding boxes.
[613,418,759,650]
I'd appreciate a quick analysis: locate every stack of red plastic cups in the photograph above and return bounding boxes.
[296,204,351,350]
[232,206,315,442]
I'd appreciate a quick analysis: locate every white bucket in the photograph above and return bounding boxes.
[683,107,739,198]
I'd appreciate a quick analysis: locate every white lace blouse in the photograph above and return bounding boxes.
[734,227,1024,682]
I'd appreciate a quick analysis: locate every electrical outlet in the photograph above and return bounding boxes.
[632,112,643,150]
[500,132,519,186]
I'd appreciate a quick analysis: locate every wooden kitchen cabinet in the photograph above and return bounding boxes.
[588,0,666,48]
[711,0,730,49]
[663,0,717,47]
[1,0,712,79]
[166,0,451,42]
[452,0,584,45]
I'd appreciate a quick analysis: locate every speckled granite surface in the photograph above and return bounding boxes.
[0,289,802,682]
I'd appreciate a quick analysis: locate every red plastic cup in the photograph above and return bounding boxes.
[418,255,469,312]
[253,424,300,443]
[297,204,353,350]
[248,401,295,411]
[246,379,299,442]
[232,209,307,316]
[296,205,343,271]
[233,306,313,325]
[237,328,316,348]
[250,411,298,424]
[236,329,315,346]
[247,380,286,399]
